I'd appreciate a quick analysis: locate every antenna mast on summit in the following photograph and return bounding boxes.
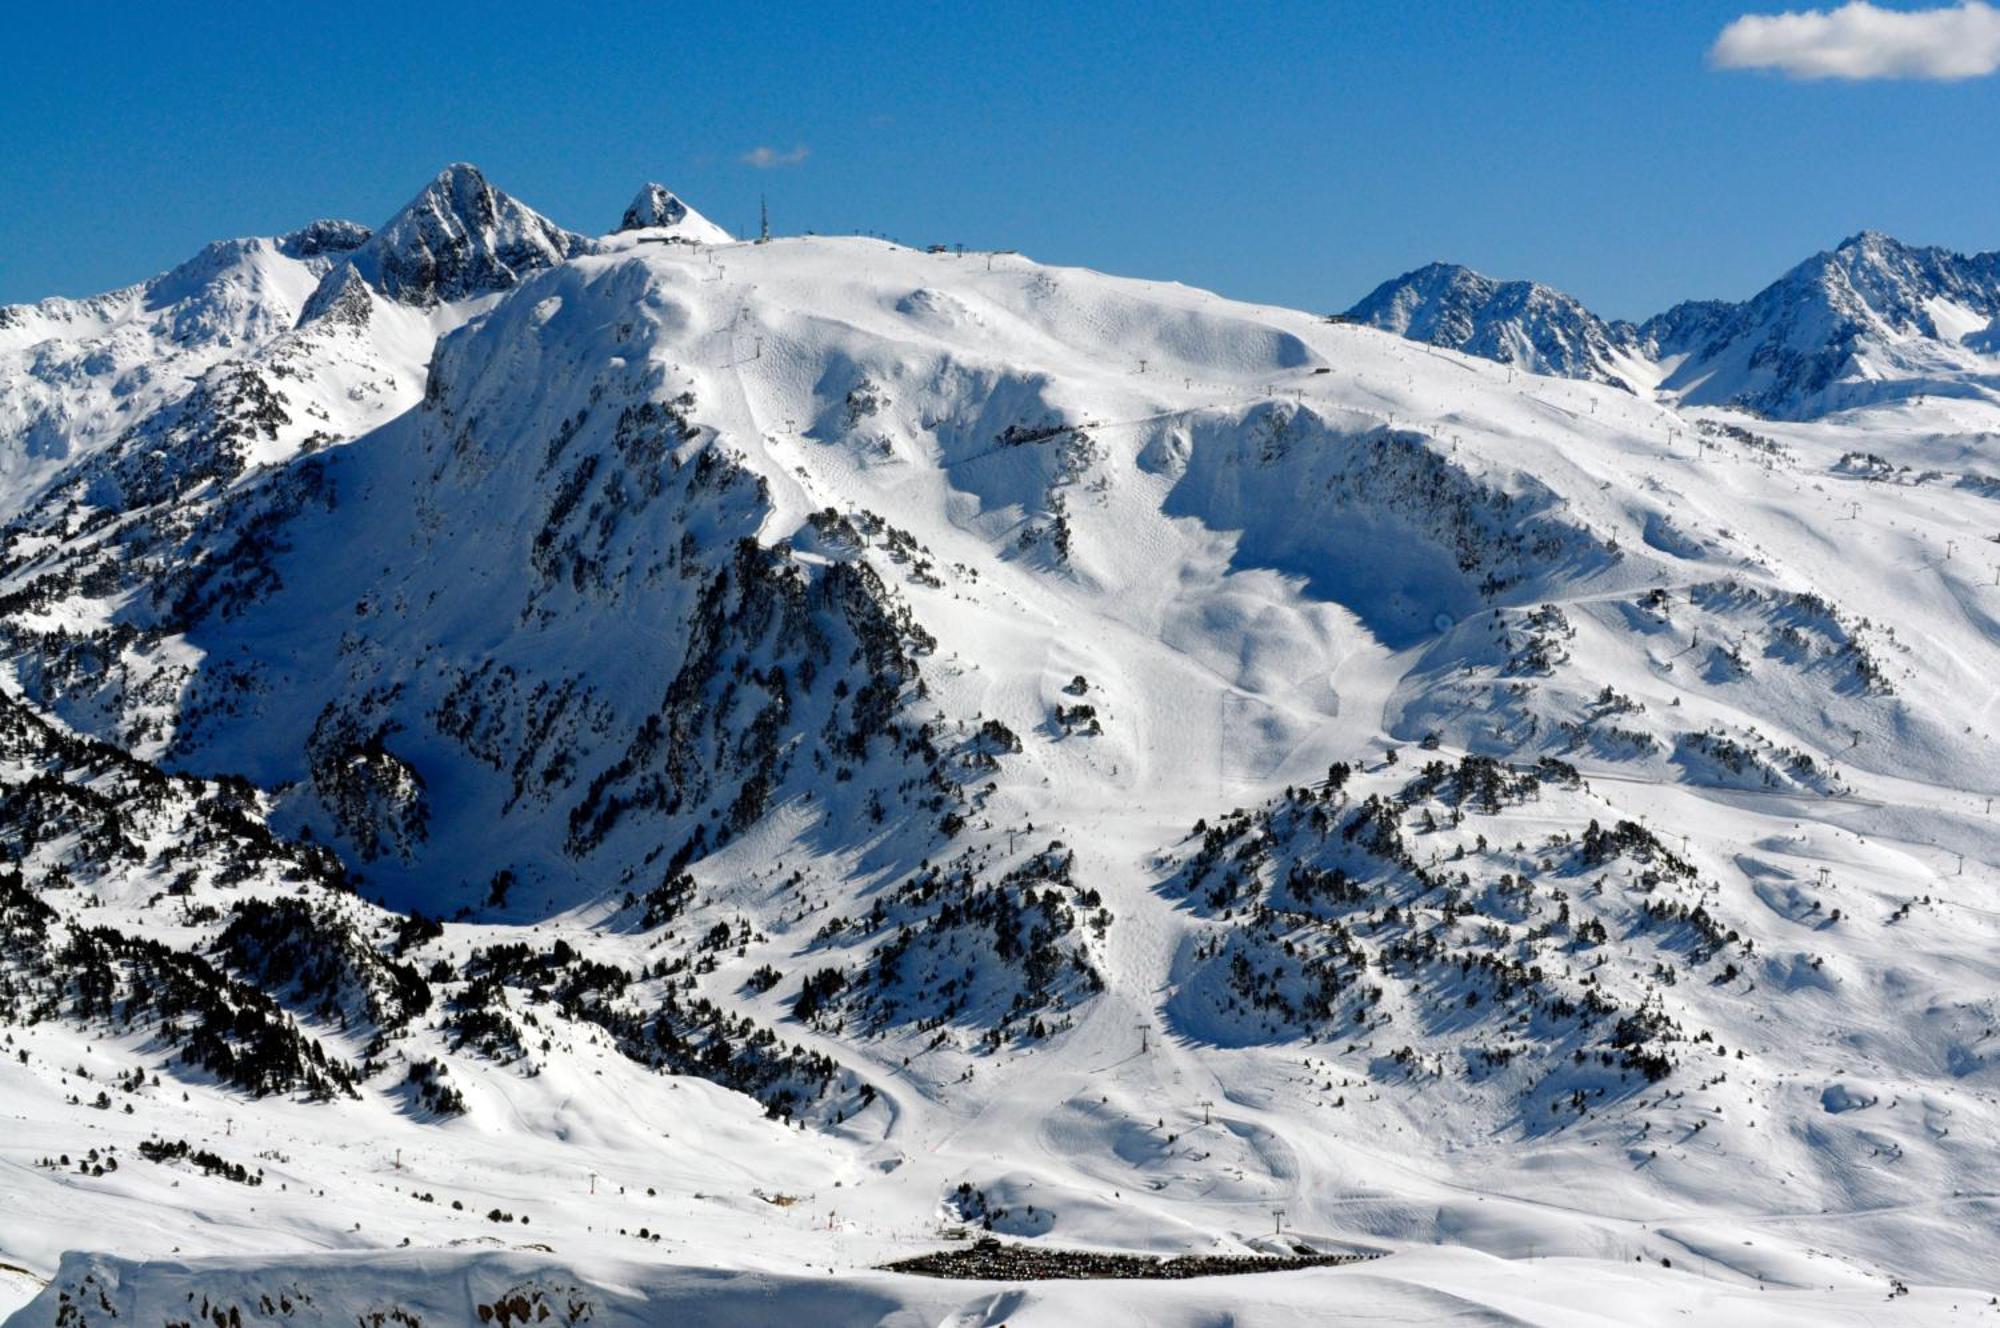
[759,195,770,244]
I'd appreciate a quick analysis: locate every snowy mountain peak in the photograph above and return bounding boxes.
[618,182,687,231]
[1355,231,2000,418]
[1834,228,1899,254]
[306,162,591,312]
[1344,262,1641,390]
[613,181,732,243]
[1635,231,2000,415]
[1804,230,2000,333]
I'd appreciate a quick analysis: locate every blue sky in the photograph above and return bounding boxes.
[3,0,1998,319]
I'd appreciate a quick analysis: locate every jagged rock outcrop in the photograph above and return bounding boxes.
[615,182,731,243]
[303,163,590,314]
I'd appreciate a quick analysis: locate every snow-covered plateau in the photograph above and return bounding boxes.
[2,164,1999,1325]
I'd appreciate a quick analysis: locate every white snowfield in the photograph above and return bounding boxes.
[2,168,1999,1326]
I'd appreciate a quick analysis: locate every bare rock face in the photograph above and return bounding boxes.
[278,218,372,260]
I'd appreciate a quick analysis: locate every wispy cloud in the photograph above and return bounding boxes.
[740,144,810,169]
[1711,1,2000,79]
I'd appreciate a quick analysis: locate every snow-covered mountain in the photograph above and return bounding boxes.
[615,181,733,243]
[0,221,370,510]
[1347,231,2000,420]
[3,167,1999,1327]
[1344,261,1651,391]
[307,162,591,312]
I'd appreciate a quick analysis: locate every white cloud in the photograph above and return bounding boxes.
[740,144,810,169]
[1711,1,2000,79]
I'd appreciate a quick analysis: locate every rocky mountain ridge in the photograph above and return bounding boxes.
[1346,230,2000,419]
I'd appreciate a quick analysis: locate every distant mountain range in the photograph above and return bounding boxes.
[1345,231,2000,419]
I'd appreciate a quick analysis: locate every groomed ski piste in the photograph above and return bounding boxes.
[3,167,2000,1324]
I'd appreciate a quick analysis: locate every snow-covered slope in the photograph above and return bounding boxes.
[1348,232,2000,420]
[3,168,1999,1326]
